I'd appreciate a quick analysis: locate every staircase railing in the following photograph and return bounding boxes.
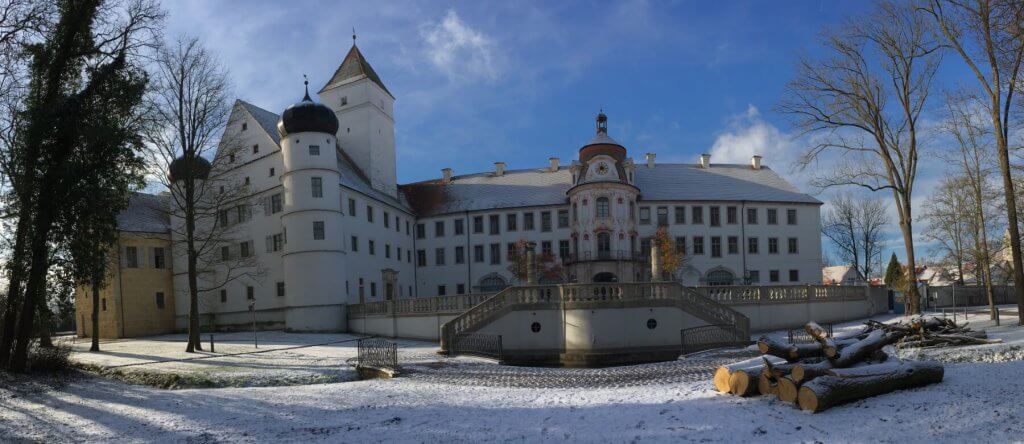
[439,282,750,353]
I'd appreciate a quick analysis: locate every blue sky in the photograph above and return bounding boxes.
[164,0,974,267]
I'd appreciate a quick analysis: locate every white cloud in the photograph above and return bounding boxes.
[421,10,499,82]
[708,105,793,165]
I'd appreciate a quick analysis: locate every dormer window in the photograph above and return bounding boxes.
[340,96,348,106]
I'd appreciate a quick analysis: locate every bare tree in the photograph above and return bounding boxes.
[922,176,972,284]
[942,91,1002,317]
[144,36,262,353]
[781,0,940,314]
[922,0,1024,323]
[822,192,889,282]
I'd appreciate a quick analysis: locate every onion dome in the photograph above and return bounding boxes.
[277,79,339,138]
[168,155,211,182]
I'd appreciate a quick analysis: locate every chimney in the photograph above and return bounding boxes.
[751,155,762,170]
[494,161,506,176]
[645,153,656,168]
[699,153,711,168]
[549,157,559,172]
[441,167,453,183]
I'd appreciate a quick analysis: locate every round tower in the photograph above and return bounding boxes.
[277,81,347,331]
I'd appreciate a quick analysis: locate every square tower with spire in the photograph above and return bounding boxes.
[318,37,398,197]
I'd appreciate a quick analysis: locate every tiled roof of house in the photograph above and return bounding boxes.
[402,163,821,217]
[117,192,170,233]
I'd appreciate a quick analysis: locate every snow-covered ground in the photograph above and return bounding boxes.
[1,311,1021,442]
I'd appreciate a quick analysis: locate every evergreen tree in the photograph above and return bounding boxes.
[884,253,902,289]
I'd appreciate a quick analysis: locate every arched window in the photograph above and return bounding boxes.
[479,274,508,293]
[596,197,610,218]
[706,269,735,286]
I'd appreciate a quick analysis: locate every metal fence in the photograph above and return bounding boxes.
[927,285,1016,308]
[356,338,398,371]
[449,333,503,361]
[680,324,750,355]
[787,323,833,344]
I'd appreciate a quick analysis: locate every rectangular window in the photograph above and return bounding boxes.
[311,177,323,198]
[693,236,705,255]
[657,206,668,226]
[674,206,686,224]
[247,286,254,300]
[559,240,570,259]
[269,167,275,176]
[273,233,283,251]
[490,243,501,265]
[220,289,227,303]
[384,211,390,228]
[640,238,651,257]
[437,285,447,296]
[474,245,484,262]
[155,292,165,309]
[371,282,377,297]
[507,243,517,260]
[455,246,465,264]
[769,237,779,254]
[309,145,320,156]
[271,194,282,214]
[348,198,356,217]
[770,270,780,282]
[787,209,797,225]
[710,207,721,227]
[711,236,721,258]
[457,284,466,295]
[727,206,737,224]
[394,246,399,259]
[454,218,465,235]
[220,209,230,226]
[416,223,426,239]
[473,216,484,233]
[366,205,373,223]
[506,213,517,231]
[368,240,375,255]
[639,207,651,225]
[692,206,704,224]
[490,214,500,235]
[540,211,552,232]
[788,237,798,254]
[221,245,230,261]
[277,282,285,297]
[313,221,325,240]
[675,236,686,254]
[395,215,400,232]
[748,270,760,283]
[748,237,759,254]
[417,249,426,266]
[524,212,535,230]
[153,247,166,268]
[240,241,251,258]
[253,144,259,154]
[435,220,445,237]
[350,235,358,252]
[237,205,249,223]
[541,241,553,255]
[789,269,800,282]
[728,236,738,254]
[767,208,778,225]
[558,210,569,228]
[435,248,446,266]
[747,208,758,224]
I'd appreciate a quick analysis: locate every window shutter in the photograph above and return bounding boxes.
[265,235,272,252]
[263,196,271,216]
[148,247,155,268]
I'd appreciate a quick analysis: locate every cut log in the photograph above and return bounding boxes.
[804,322,829,341]
[791,360,833,383]
[830,329,895,368]
[758,337,824,360]
[713,356,786,393]
[758,373,778,396]
[777,376,801,403]
[798,361,944,413]
[728,367,764,397]
[761,362,798,379]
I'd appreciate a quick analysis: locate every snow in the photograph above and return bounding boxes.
[2,312,1023,441]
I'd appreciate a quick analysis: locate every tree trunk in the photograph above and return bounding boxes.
[185,180,203,353]
[90,278,100,352]
[791,360,833,383]
[797,361,944,413]
[0,216,29,367]
[713,356,785,393]
[757,337,823,361]
[777,376,801,403]
[9,187,57,372]
[831,329,893,368]
[899,212,920,315]
[994,135,1024,324]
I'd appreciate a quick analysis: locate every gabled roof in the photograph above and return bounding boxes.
[320,44,392,97]
[117,192,170,233]
[237,100,282,144]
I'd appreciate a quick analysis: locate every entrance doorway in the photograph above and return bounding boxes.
[592,272,618,283]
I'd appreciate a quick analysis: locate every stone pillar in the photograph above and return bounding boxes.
[650,244,660,282]
[526,242,537,284]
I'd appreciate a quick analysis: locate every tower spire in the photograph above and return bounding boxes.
[596,109,608,134]
[302,74,311,101]
[352,27,357,45]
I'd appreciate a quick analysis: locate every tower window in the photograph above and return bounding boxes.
[220,289,227,303]
[311,177,323,198]
[340,96,348,106]
[313,221,325,240]
[596,197,610,218]
[309,145,320,156]
[269,167,275,176]
[277,282,285,297]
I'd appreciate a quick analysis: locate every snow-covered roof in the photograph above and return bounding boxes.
[584,132,622,147]
[403,163,821,217]
[823,265,860,284]
[117,192,170,233]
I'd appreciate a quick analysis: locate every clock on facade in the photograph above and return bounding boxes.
[596,162,609,175]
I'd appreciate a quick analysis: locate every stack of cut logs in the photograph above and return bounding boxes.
[713,320,962,413]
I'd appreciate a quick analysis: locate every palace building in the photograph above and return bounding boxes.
[76,41,822,337]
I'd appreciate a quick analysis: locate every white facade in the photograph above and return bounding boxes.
[167,43,823,332]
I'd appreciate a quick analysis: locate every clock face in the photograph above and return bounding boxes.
[596,162,609,175]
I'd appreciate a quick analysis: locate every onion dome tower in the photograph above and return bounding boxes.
[167,155,211,183]
[277,79,348,331]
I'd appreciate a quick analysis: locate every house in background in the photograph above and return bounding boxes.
[822,265,864,285]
